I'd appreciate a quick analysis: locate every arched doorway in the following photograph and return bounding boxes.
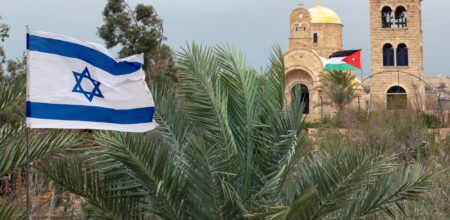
[387,86,407,110]
[291,84,310,114]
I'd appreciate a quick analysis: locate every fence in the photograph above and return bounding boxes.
[314,93,450,125]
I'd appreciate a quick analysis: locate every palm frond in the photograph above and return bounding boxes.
[0,75,25,110]
[300,151,398,219]
[251,79,307,201]
[176,43,237,155]
[0,75,25,152]
[38,156,144,220]
[214,45,263,200]
[0,124,23,150]
[355,164,433,218]
[216,45,259,154]
[0,199,26,220]
[92,131,185,220]
[151,76,190,151]
[0,130,86,176]
[254,46,303,172]
[179,135,242,219]
[249,150,422,219]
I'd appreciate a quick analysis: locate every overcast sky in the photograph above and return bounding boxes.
[0,0,448,76]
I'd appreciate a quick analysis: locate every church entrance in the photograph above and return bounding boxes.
[387,86,407,110]
[291,84,310,114]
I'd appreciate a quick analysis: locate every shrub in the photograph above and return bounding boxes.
[418,113,442,128]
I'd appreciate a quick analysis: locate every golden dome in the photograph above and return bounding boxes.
[308,6,342,24]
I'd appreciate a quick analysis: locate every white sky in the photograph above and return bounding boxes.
[0,0,448,76]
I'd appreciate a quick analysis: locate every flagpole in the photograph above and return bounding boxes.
[25,25,31,219]
[359,49,364,111]
[359,48,364,82]
[25,125,30,219]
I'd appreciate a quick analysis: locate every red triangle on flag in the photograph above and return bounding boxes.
[342,50,361,69]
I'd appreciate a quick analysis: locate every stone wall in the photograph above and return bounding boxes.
[310,23,343,58]
[369,72,426,110]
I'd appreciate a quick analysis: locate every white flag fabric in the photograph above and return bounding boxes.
[26,29,157,132]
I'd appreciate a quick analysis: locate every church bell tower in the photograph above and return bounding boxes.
[369,0,425,110]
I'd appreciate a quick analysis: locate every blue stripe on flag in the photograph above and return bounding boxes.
[27,34,142,76]
[27,102,155,124]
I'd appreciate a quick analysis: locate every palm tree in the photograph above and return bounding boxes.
[1,45,431,219]
[320,70,359,115]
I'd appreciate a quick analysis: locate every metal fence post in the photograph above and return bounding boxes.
[357,96,361,112]
[320,96,324,120]
[438,94,445,123]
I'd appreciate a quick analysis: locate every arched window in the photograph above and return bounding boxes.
[301,23,307,31]
[313,33,318,43]
[396,43,408,66]
[293,24,300,37]
[383,44,395,66]
[395,6,407,28]
[291,84,310,114]
[387,86,407,110]
[382,6,393,28]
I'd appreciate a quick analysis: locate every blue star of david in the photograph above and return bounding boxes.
[72,67,104,102]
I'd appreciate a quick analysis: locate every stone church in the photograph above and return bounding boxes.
[284,0,450,121]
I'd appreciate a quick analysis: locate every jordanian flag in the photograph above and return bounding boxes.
[323,50,361,71]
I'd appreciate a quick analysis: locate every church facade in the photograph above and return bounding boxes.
[285,0,450,122]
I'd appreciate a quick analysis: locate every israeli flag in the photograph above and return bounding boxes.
[26,29,157,132]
